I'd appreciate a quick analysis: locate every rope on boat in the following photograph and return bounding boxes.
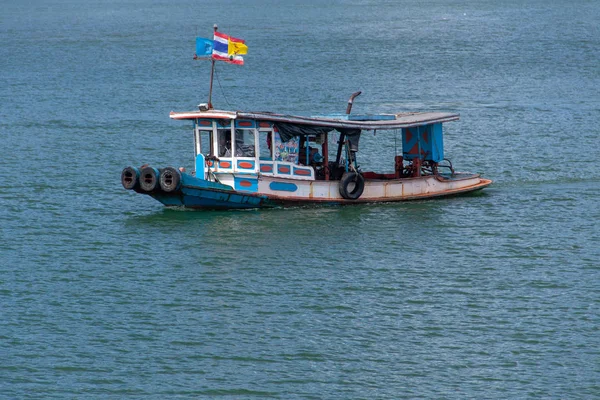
[214,65,233,109]
[205,156,223,184]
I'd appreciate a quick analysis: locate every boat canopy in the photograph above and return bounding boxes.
[269,123,361,142]
[170,110,459,133]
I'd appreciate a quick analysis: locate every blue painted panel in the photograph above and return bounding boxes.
[218,159,234,170]
[235,120,256,128]
[236,159,256,169]
[277,164,292,175]
[269,182,298,192]
[293,167,313,178]
[402,123,444,162]
[152,193,183,206]
[313,113,396,121]
[195,153,206,179]
[179,182,266,209]
[181,193,263,209]
[216,120,231,128]
[259,163,274,173]
[181,172,233,191]
[183,187,232,202]
[430,123,444,163]
[196,119,214,128]
[234,176,259,192]
[402,126,420,160]
[153,181,266,209]
[347,114,396,121]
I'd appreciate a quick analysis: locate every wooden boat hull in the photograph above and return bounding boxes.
[134,171,491,210]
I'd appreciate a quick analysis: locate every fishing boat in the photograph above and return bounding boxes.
[121,27,491,209]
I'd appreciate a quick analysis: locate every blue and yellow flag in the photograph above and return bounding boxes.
[195,32,247,65]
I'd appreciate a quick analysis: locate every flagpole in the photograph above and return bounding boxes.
[207,24,218,109]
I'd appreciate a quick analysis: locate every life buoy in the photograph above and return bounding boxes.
[159,166,182,192]
[339,172,365,200]
[121,166,139,190]
[139,166,159,192]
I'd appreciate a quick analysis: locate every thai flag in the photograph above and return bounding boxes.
[212,31,246,65]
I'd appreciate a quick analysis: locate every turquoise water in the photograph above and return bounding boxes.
[1,0,599,398]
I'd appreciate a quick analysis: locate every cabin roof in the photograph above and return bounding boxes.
[169,110,459,129]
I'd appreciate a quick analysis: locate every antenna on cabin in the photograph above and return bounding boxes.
[207,24,218,109]
[346,91,362,114]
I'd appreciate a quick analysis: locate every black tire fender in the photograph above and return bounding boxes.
[121,166,139,190]
[339,172,365,200]
[159,167,182,193]
[139,166,159,192]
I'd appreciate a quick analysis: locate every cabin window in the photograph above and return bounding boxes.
[298,135,324,166]
[274,133,299,163]
[235,129,256,157]
[259,131,272,160]
[218,128,232,157]
[327,131,340,163]
[199,130,212,156]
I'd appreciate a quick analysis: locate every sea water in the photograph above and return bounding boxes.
[1,0,599,398]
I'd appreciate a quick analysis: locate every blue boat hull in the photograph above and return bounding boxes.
[144,172,273,209]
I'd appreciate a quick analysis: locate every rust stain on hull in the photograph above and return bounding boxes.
[266,178,493,205]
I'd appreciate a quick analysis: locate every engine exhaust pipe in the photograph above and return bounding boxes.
[345,91,362,114]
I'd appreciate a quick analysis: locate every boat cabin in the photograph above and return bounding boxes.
[194,118,316,182]
[190,112,451,185]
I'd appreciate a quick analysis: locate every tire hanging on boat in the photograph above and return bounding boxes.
[339,171,365,200]
[159,167,181,193]
[139,166,159,192]
[121,166,139,190]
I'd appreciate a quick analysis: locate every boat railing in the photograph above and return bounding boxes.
[211,156,257,174]
[258,160,314,180]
